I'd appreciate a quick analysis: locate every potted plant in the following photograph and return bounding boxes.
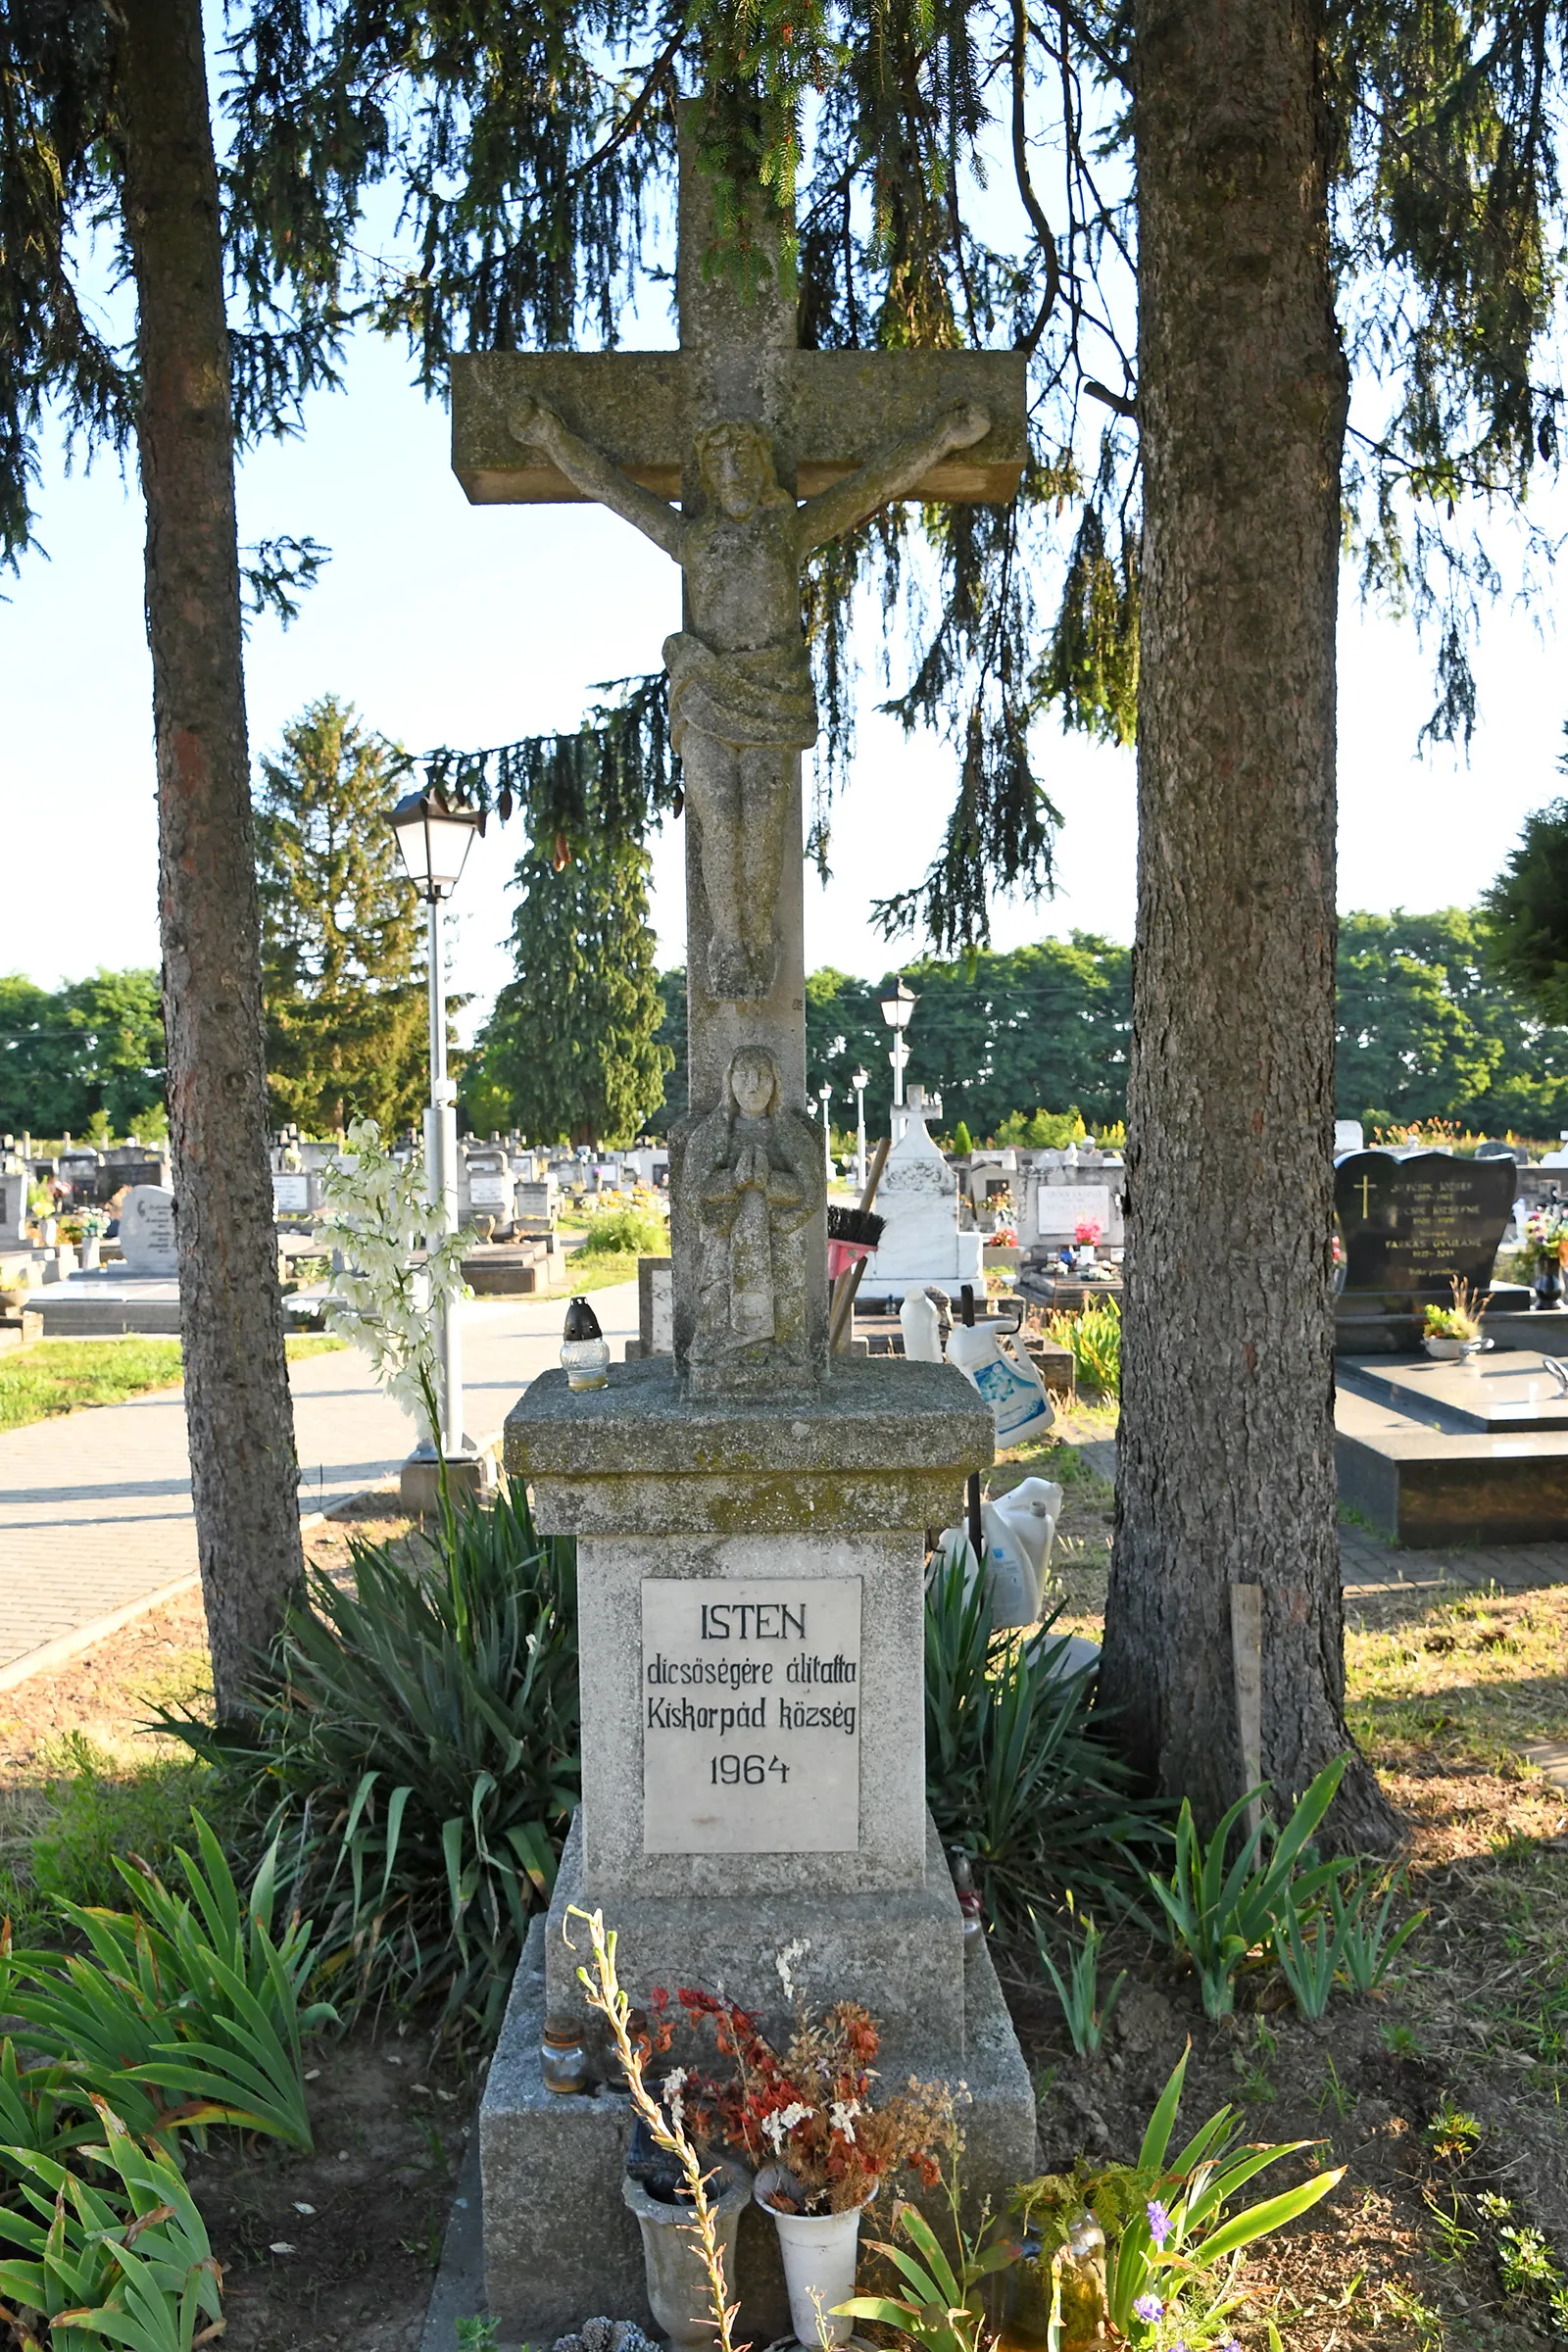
[1073,1217,1102,1272]
[1423,1276,1491,1362]
[1516,1210,1568,1309]
[650,1986,955,2347]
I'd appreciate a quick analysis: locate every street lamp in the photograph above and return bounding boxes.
[879,974,918,1143]
[818,1080,834,1186]
[851,1066,869,1192]
[385,786,484,1486]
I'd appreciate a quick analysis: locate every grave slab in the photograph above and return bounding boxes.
[1335,1365,1568,1544]
[1363,1353,1568,1433]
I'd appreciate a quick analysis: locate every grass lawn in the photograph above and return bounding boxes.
[1005,1438,1568,2348]
[541,1246,644,1297]
[0,1442,1562,2346]
[0,1331,344,1434]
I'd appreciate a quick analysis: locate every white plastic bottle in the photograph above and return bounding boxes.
[945,1318,1055,1445]
[900,1287,945,1362]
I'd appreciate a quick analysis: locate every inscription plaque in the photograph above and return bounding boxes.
[641,1577,861,1854]
[1336,1150,1516,1303]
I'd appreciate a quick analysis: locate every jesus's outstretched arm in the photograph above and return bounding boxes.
[509,398,687,564]
[795,400,992,555]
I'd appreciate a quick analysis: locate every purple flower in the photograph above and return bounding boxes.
[1146,2197,1172,2250]
[1132,2293,1164,2325]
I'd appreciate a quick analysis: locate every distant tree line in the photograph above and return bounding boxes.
[0,971,167,1141]
[13,901,1568,1150]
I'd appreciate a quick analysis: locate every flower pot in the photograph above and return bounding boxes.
[1534,1267,1562,1310]
[79,1236,101,1270]
[1423,1335,1465,1360]
[621,2159,749,2351]
[754,2165,866,2348]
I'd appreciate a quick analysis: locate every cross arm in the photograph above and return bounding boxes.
[509,396,686,562]
[794,397,996,552]
[452,353,1027,507]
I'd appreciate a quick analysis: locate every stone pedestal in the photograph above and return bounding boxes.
[482,1355,1036,2346]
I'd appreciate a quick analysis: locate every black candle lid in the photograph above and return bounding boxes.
[563,1296,603,1343]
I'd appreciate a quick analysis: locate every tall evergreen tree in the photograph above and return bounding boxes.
[471,840,671,1146]
[1482,777,1568,1029]
[0,0,348,1716]
[256,695,426,1135]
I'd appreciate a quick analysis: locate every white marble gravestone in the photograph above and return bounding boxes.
[861,1087,984,1298]
[119,1186,178,1276]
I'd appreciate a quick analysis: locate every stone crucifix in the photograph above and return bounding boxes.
[453,145,1026,1396]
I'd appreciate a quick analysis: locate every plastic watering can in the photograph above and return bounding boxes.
[934,1475,1064,1630]
[945,1317,1055,1445]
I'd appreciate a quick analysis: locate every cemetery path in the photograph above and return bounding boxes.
[0,1281,638,1689]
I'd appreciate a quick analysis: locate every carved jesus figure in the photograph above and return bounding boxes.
[509,396,992,1002]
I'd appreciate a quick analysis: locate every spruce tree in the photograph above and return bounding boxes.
[1,0,348,1717]
[473,839,672,1147]
[256,695,427,1134]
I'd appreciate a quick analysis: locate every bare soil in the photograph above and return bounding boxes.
[1,1464,1564,2349]
[1004,1442,1568,2349]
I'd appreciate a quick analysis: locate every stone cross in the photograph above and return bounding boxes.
[453,147,1026,1395]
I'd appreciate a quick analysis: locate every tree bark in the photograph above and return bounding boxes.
[1098,0,1397,1849]
[118,0,304,1720]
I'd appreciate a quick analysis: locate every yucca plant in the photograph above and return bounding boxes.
[924,1551,1162,1939]
[1044,1298,1121,1396]
[1147,1758,1350,2020]
[5,1815,332,2151]
[161,1482,579,2034]
[0,2099,223,2352]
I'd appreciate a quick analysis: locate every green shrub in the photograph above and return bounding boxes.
[163,1484,579,2035]
[0,2099,223,2352]
[1010,2048,1344,2347]
[1046,1296,1121,1396]
[1147,1758,1349,2019]
[923,1550,1162,1937]
[951,1119,974,1158]
[7,1814,333,2152]
[578,1202,668,1255]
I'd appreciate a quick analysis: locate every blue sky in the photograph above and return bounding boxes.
[3,318,1564,1045]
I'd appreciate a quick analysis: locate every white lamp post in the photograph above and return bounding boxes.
[851,1066,869,1191]
[879,975,918,1143]
[385,786,483,1476]
[818,1079,834,1185]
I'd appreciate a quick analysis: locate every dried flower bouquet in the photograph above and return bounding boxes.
[641,1984,956,2216]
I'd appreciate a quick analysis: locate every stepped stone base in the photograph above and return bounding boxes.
[479,1887,1036,2349]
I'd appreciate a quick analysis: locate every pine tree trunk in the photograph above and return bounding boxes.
[118,0,304,1721]
[1097,0,1396,1848]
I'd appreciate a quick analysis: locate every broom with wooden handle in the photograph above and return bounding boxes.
[829,1136,891,1352]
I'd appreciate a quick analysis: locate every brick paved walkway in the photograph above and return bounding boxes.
[0,1284,637,1685]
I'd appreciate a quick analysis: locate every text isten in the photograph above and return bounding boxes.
[701,1601,806,1642]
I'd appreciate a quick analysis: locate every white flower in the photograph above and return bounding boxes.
[318,1119,475,1443]
[761,2101,812,2151]
[662,2067,688,2129]
[775,1937,810,2005]
[828,2099,860,2145]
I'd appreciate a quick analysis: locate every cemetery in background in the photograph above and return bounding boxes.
[12,904,1568,1152]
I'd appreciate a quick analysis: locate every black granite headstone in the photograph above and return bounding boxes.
[1335,1151,1516,1330]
